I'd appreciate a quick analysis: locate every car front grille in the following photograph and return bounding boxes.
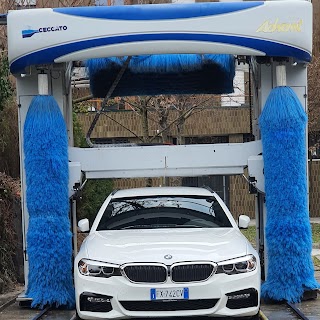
[122,262,216,283]
[171,263,215,282]
[120,299,219,311]
[122,264,167,283]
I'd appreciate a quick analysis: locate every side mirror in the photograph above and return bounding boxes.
[238,215,250,229]
[78,218,90,232]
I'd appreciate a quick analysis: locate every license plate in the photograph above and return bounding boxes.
[150,288,189,300]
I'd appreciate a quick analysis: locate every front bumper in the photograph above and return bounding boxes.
[75,265,260,319]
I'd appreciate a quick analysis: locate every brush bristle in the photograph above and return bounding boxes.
[259,86,319,302]
[24,95,75,308]
[86,54,235,97]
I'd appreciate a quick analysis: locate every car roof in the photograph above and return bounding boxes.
[112,186,214,199]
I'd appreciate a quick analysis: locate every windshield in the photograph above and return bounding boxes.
[97,195,232,231]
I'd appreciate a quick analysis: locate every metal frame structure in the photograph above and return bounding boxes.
[5,1,312,294]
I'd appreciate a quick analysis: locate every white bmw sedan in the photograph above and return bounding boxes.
[75,187,260,320]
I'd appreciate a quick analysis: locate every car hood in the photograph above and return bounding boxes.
[83,228,249,265]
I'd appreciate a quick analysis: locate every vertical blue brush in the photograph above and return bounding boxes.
[259,65,319,302]
[24,72,75,308]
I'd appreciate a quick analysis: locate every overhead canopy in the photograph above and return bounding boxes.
[7,1,312,75]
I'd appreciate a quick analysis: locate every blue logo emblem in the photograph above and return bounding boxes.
[22,29,39,38]
[22,26,67,38]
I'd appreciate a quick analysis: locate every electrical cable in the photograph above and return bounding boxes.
[248,61,254,140]
[86,56,132,148]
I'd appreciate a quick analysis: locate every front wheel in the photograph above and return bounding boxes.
[249,311,260,320]
[238,311,260,320]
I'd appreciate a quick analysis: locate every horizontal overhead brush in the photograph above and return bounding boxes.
[86,54,235,97]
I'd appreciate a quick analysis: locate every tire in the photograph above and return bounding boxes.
[238,312,260,320]
[249,312,260,320]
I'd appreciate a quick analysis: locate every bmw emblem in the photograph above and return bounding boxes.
[164,254,172,260]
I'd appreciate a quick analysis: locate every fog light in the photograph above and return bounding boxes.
[228,293,250,300]
[80,292,113,312]
[87,296,111,303]
[226,288,258,309]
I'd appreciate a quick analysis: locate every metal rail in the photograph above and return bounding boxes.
[0,296,16,312]
[286,302,310,320]
[260,302,311,320]
[32,306,52,320]
[31,307,78,320]
[0,292,77,320]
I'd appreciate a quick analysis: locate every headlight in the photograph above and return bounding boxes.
[217,255,257,275]
[78,259,121,278]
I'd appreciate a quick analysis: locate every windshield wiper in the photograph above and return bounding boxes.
[119,225,151,230]
[175,225,203,228]
[118,224,203,230]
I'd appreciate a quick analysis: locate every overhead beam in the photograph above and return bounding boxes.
[68,141,262,179]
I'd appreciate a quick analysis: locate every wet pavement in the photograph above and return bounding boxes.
[260,271,320,320]
[261,298,320,320]
[0,302,75,320]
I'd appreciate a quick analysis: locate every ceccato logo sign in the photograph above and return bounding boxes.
[22,25,67,38]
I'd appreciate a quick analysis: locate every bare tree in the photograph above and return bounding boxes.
[122,94,220,145]
[308,54,320,151]
[308,33,320,153]
[168,95,219,145]
[150,96,172,144]
[36,0,94,8]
